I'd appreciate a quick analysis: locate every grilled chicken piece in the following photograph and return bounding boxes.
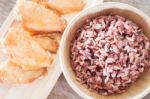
[4,22,53,70]
[46,33,62,43]
[0,60,46,84]
[33,35,59,53]
[17,0,65,34]
[46,0,84,14]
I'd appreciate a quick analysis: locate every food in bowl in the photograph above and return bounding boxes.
[70,15,150,95]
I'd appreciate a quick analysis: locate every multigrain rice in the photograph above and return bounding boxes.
[70,15,150,95]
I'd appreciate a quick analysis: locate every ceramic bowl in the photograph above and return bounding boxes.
[59,2,150,99]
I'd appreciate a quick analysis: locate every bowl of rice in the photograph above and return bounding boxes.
[59,2,150,99]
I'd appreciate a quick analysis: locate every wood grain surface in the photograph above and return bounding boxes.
[0,0,150,99]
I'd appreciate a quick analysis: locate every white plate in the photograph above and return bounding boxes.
[0,0,103,99]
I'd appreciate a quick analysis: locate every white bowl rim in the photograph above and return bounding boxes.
[59,2,150,99]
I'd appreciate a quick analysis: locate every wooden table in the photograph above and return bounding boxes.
[0,0,150,99]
